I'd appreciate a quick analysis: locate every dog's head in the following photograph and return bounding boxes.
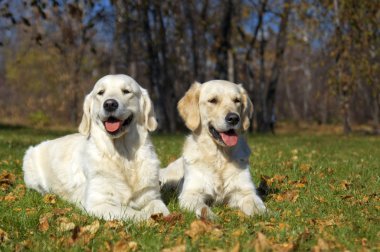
[178,80,253,147]
[79,74,157,138]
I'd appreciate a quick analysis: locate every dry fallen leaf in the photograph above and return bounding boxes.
[0,228,9,243]
[113,240,130,252]
[185,220,223,241]
[311,238,330,252]
[0,170,16,191]
[231,228,245,237]
[57,217,76,232]
[162,244,186,252]
[314,196,326,203]
[43,194,57,204]
[299,163,311,172]
[273,190,299,202]
[105,220,124,229]
[340,180,351,190]
[151,212,183,225]
[38,213,53,232]
[52,208,72,216]
[272,242,295,252]
[3,193,16,202]
[231,242,240,252]
[81,220,100,235]
[251,232,272,252]
[128,241,138,251]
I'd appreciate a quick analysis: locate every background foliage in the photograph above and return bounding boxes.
[0,0,379,133]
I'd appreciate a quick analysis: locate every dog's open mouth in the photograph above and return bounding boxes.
[104,115,133,134]
[209,125,238,147]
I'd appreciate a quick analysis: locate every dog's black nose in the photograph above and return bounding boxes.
[225,112,240,126]
[103,99,119,112]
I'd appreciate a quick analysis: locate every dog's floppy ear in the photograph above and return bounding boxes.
[79,94,92,136]
[141,88,158,132]
[238,84,254,131]
[178,82,201,131]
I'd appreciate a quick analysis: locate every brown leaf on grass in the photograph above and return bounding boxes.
[57,217,75,232]
[299,163,311,172]
[104,220,124,230]
[2,193,16,202]
[162,244,186,252]
[273,243,295,252]
[15,239,34,252]
[251,232,272,252]
[200,248,224,252]
[151,212,183,225]
[0,170,16,191]
[273,190,299,202]
[314,196,326,203]
[340,180,351,190]
[231,228,245,237]
[43,194,57,204]
[38,213,53,232]
[310,218,339,233]
[0,228,9,243]
[127,241,138,251]
[185,220,223,241]
[311,238,330,252]
[81,220,100,234]
[113,240,130,252]
[26,208,37,215]
[52,208,72,215]
[250,232,296,252]
[231,242,240,252]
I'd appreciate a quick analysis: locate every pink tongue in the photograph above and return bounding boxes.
[105,121,121,133]
[220,132,238,147]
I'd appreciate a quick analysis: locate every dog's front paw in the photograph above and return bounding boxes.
[241,195,267,216]
[149,200,170,216]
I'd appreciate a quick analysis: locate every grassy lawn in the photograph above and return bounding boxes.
[0,125,379,251]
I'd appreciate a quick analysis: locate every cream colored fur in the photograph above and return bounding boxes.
[23,74,169,221]
[160,80,266,219]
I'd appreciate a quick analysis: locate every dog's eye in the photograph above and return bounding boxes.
[97,90,105,96]
[234,98,241,104]
[208,98,218,104]
[122,89,131,94]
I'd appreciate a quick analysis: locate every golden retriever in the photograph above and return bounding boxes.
[160,80,266,219]
[23,74,169,221]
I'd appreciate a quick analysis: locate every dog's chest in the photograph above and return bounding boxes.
[110,158,141,191]
[209,160,234,202]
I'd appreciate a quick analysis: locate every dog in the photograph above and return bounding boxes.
[23,74,169,221]
[160,80,266,219]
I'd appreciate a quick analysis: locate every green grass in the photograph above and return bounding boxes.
[0,125,379,251]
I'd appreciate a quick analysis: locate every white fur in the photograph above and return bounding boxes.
[23,74,169,221]
[160,80,266,219]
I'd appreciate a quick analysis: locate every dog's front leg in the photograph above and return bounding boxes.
[228,189,266,216]
[133,186,170,218]
[84,176,148,221]
[179,191,217,220]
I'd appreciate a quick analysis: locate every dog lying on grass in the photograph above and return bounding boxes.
[160,80,266,219]
[23,74,169,221]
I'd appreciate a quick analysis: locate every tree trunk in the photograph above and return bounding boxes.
[256,27,267,132]
[215,0,234,80]
[241,0,267,132]
[373,94,380,135]
[155,2,177,132]
[140,2,169,131]
[261,0,291,133]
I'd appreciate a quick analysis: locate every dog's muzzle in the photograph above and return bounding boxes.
[209,124,238,147]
